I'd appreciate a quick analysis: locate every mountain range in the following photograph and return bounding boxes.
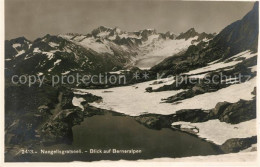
[5,26,214,78]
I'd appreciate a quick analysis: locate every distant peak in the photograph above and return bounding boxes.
[91,26,113,37]
[10,36,31,44]
[113,27,121,30]
[92,26,112,33]
[186,28,196,33]
[112,27,123,34]
[141,28,156,32]
[253,1,258,10]
[176,28,199,40]
[97,25,112,30]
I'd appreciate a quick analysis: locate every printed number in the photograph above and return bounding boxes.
[21,149,34,154]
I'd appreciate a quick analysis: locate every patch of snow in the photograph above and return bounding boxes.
[64,47,72,53]
[77,37,113,54]
[185,51,257,75]
[33,48,41,53]
[58,34,73,40]
[50,50,59,53]
[114,27,122,34]
[48,67,54,72]
[109,70,130,74]
[15,50,25,57]
[221,77,240,84]
[207,58,221,65]
[188,73,207,79]
[12,43,21,48]
[250,65,257,72]
[24,55,32,60]
[72,97,85,110]
[49,42,59,48]
[73,35,86,41]
[202,38,210,43]
[62,71,70,75]
[108,35,116,40]
[149,76,176,90]
[119,33,141,39]
[26,51,55,60]
[172,121,198,133]
[172,119,256,145]
[97,31,110,38]
[120,45,130,52]
[109,71,122,74]
[54,59,61,66]
[142,34,160,46]
[139,67,151,70]
[37,72,43,76]
[42,52,55,60]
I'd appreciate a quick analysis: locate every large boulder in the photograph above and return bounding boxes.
[134,114,172,129]
[163,90,195,103]
[145,87,153,93]
[135,116,160,129]
[192,85,206,94]
[221,136,257,153]
[219,99,256,124]
[208,99,256,124]
[209,101,231,118]
[173,109,209,123]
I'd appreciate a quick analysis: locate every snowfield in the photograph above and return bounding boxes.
[14,50,25,57]
[172,119,256,145]
[60,35,114,54]
[75,78,184,116]
[74,76,256,116]
[135,36,200,68]
[72,96,85,110]
[78,37,114,54]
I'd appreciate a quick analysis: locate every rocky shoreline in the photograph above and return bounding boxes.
[133,97,256,153]
[74,90,257,154]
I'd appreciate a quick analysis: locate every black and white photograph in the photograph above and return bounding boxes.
[1,0,259,166]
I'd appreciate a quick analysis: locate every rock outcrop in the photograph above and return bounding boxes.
[221,136,257,153]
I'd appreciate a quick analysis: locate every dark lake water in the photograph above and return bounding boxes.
[22,112,222,162]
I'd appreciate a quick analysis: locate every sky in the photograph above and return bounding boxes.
[5,0,255,40]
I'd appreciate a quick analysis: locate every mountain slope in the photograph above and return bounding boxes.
[213,2,258,55]
[151,2,258,75]
[5,34,133,78]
